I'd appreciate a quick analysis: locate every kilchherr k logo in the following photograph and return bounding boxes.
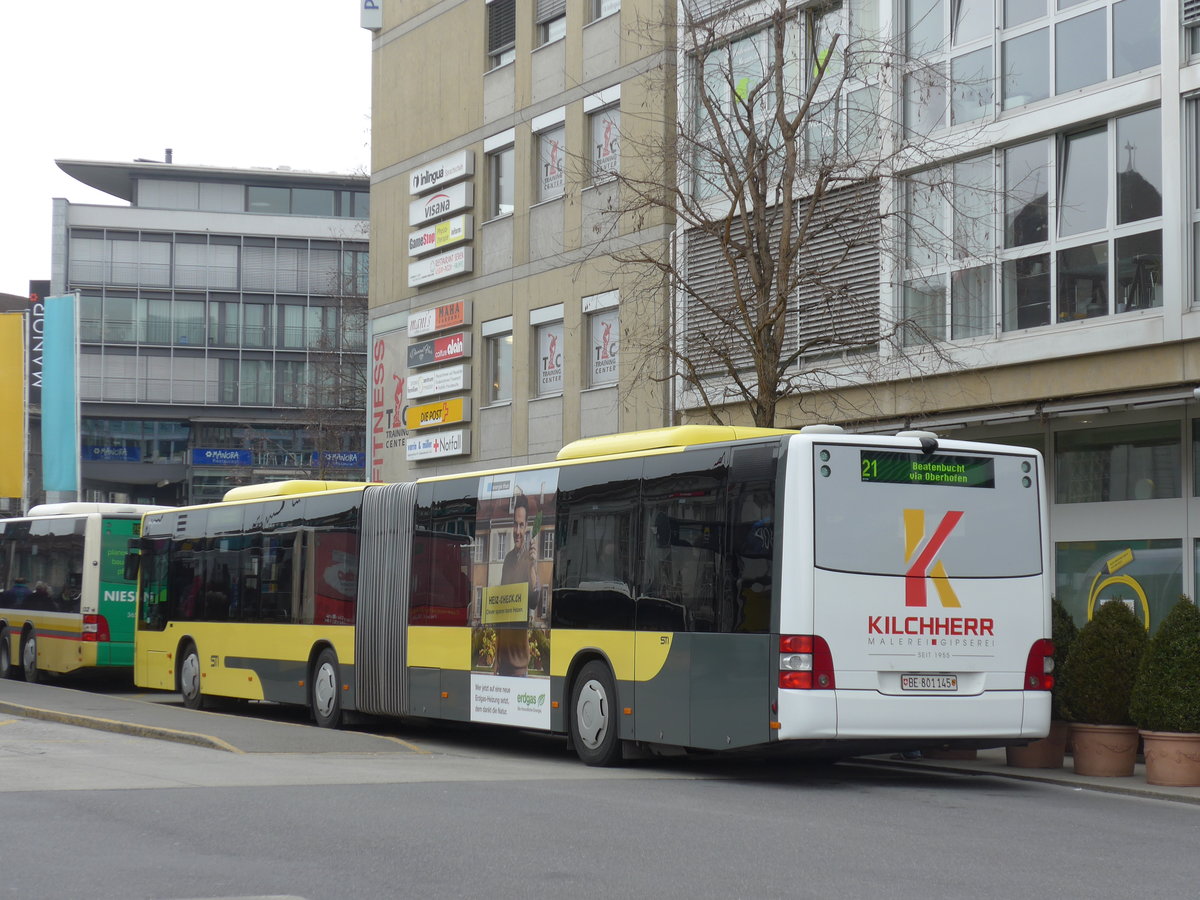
[868,509,995,643]
[903,508,963,608]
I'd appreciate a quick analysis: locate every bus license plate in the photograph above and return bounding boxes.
[900,674,958,692]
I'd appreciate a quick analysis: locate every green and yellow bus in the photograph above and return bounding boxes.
[131,425,1053,765]
[1,502,168,682]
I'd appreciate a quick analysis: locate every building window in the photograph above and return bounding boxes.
[247,186,290,214]
[493,529,510,562]
[904,0,1160,132]
[902,154,996,342]
[900,107,1163,340]
[590,0,618,22]
[588,307,619,386]
[537,0,566,46]
[240,360,275,405]
[487,0,516,69]
[535,319,564,396]
[589,106,620,182]
[486,329,513,403]
[487,143,515,218]
[1056,421,1180,503]
[341,248,369,296]
[536,126,566,202]
[1002,110,1162,329]
[208,301,240,347]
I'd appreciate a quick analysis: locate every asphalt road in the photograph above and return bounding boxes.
[2,689,1199,900]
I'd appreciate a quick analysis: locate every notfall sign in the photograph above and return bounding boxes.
[406,428,471,461]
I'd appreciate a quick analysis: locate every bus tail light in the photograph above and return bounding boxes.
[779,635,835,690]
[1024,638,1055,690]
[82,614,111,643]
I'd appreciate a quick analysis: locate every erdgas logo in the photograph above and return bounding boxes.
[903,508,963,608]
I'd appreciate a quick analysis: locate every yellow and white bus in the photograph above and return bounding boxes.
[1,502,169,682]
[131,425,1053,765]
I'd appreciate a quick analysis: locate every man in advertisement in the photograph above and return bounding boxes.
[494,493,539,677]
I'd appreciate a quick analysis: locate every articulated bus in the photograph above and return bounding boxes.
[0,502,170,682]
[131,425,1053,765]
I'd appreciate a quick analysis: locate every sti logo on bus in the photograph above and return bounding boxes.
[903,508,963,608]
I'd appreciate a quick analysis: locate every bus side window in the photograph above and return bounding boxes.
[726,444,777,634]
[552,458,639,631]
[640,448,729,633]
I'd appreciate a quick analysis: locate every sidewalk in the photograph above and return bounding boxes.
[0,677,414,755]
[3,678,1200,802]
[863,747,1200,806]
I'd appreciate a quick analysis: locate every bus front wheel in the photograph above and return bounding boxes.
[179,643,205,710]
[310,648,342,729]
[21,632,40,684]
[570,660,622,767]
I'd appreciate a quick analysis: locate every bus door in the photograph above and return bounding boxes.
[96,516,142,665]
[635,446,775,752]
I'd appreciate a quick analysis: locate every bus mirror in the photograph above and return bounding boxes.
[124,553,141,582]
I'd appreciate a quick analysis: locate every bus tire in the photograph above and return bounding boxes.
[21,632,40,684]
[179,642,205,710]
[310,647,342,729]
[0,630,12,679]
[570,660,622,767]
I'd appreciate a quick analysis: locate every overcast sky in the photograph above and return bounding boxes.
[0,0,372,298]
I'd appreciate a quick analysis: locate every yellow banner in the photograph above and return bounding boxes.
[0,314,26,499]
[482,583,528,625]
[405,396,467,430]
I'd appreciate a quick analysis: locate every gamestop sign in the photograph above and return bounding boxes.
[409,182,473,227]
[408,247,473,288]
[408,214,473,257]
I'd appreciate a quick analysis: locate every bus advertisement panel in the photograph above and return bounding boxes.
[470,469,557,729]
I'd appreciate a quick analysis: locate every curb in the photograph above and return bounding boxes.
[857,756,1200,806]
[0,700,242,754]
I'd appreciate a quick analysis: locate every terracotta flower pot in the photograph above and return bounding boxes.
[1139,730,1200,787]
[1006,720,1069,769]
[1070,723,1139,777]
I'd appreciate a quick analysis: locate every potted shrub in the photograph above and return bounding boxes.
[1059,599,1146,776]
[1007,597,1077,768]
[1130,597,1200,786]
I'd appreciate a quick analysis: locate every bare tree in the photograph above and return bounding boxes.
[298,262,369,478]
[603,0,976,428]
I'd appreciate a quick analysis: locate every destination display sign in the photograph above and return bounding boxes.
[859,451,995,488]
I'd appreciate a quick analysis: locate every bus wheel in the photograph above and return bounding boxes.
[571,660,622,767]
[0,631,12,679]
[21,632,40,684]
[179,643,205,710]
[310,648,342,729]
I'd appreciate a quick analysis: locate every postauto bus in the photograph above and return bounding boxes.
[1,502,169,682]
